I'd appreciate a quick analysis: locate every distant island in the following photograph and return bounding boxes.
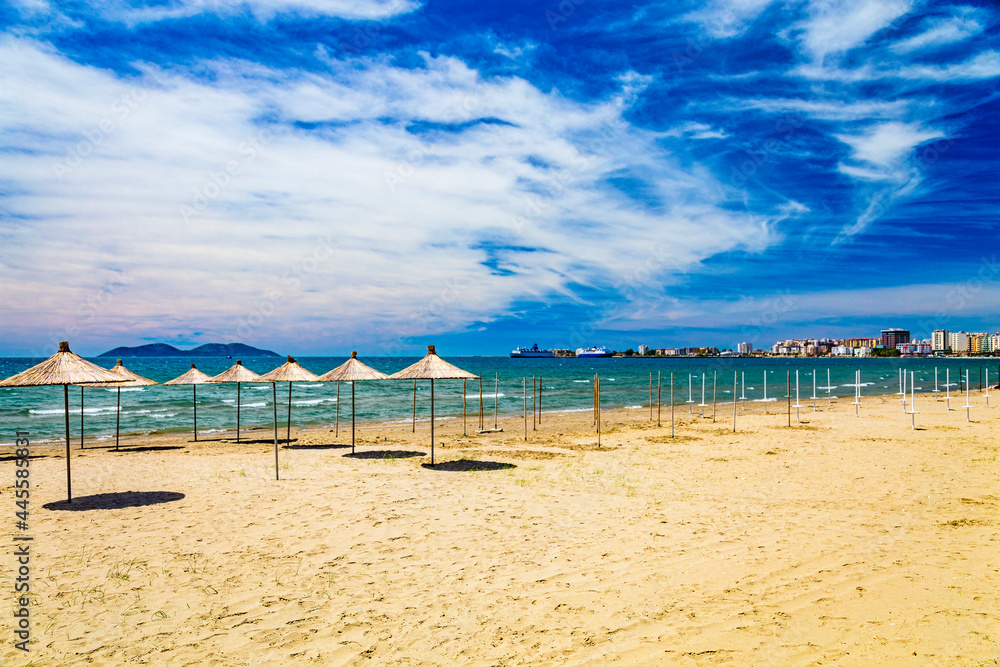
[98,343,280,358]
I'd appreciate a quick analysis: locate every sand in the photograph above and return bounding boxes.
[2,389,998,666]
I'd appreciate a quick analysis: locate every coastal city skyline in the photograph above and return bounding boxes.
[2,2,1000,356]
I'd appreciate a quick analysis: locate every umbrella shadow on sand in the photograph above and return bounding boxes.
[284,443,352,450]
[102,445,186,453]
[344,450,426,460]
[422,459,516,472]
[44,491,184,511]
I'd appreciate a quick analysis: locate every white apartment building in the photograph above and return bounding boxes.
[950,331,969,353]
[932,329,950,351]
[637,344,649,355]
[737,342,753,355]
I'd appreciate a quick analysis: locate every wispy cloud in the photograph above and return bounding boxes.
[796,0,913,61]
[891,9,984,53]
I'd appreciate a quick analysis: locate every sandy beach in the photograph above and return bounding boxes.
[3,390,998,666]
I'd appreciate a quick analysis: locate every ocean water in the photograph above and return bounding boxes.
[0,355,994,444]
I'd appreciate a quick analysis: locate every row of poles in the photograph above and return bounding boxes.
[507,366,997,444]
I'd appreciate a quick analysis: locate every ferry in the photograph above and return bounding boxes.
[510,344,555,358]
[575,346,612,358]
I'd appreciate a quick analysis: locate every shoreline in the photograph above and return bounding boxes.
[7,382,993,448]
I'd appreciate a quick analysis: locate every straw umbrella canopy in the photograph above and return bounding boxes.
[85,359,157,450]
[388,345,477,465]
[317,351,388,454]
[163,363,212,441]
[257,356,319,444]
[205,360,264,444]
[0,342,127,503]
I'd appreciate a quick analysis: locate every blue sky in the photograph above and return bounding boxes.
[1,0,998,356]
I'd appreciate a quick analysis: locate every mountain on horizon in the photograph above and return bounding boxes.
[98,342,280,358]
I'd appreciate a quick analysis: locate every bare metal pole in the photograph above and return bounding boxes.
[649,372,653,420]
[493,372,499,430]
[538,376,542,424]
[478,376,483,430]
[712,370,717,423]
[787,371,791,427]
[463,379,467,436]
[670,373,674,438]
[596,374,601,447]
[523,377,527,441]
[657,370,661,427]
[532,374,536,431]
[733,371,737,433]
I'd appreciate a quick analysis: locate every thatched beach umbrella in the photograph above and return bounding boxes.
[388,345,477,465]
[86,359,157,449]
[258,355,319,444]
[318,351,388,454]
[163,363,212,441]
[206,360,263,443]
[0,342,127,503]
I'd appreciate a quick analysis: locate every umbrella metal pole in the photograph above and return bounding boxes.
[597,375,601,447]
[193,384,198,442]
[712,370,717,423]
[80,386,84,449]
[733,371,737,433]
[236,382,241,443]
[463,379,467,436]
[532,375,536,431]
[523,377,527,441]
[352,381,356,454]
[116,385,121,450]
[287,382,293,443]
[787,371,791,427]
[64,384,72,503]
[670,373,674,438]
[479,377,483,430]
[657,370,661,427]
[430,379,435,465]
[412,380,416,433]
[336,382,341,437]
[273,383,279,480]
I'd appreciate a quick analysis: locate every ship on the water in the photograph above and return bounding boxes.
[575,346,612,358]
[510,344,555,358]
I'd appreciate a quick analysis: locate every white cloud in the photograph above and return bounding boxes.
[600,281,1000,332]
[891,10,984,53]
[98,0,420,24]
[835,121,942,167]
[798,0,912,61]
[0,37,781,355]
[685,0,778,38]
[734,97,911,120]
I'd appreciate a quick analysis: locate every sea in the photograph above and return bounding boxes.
[0,355,995,444]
